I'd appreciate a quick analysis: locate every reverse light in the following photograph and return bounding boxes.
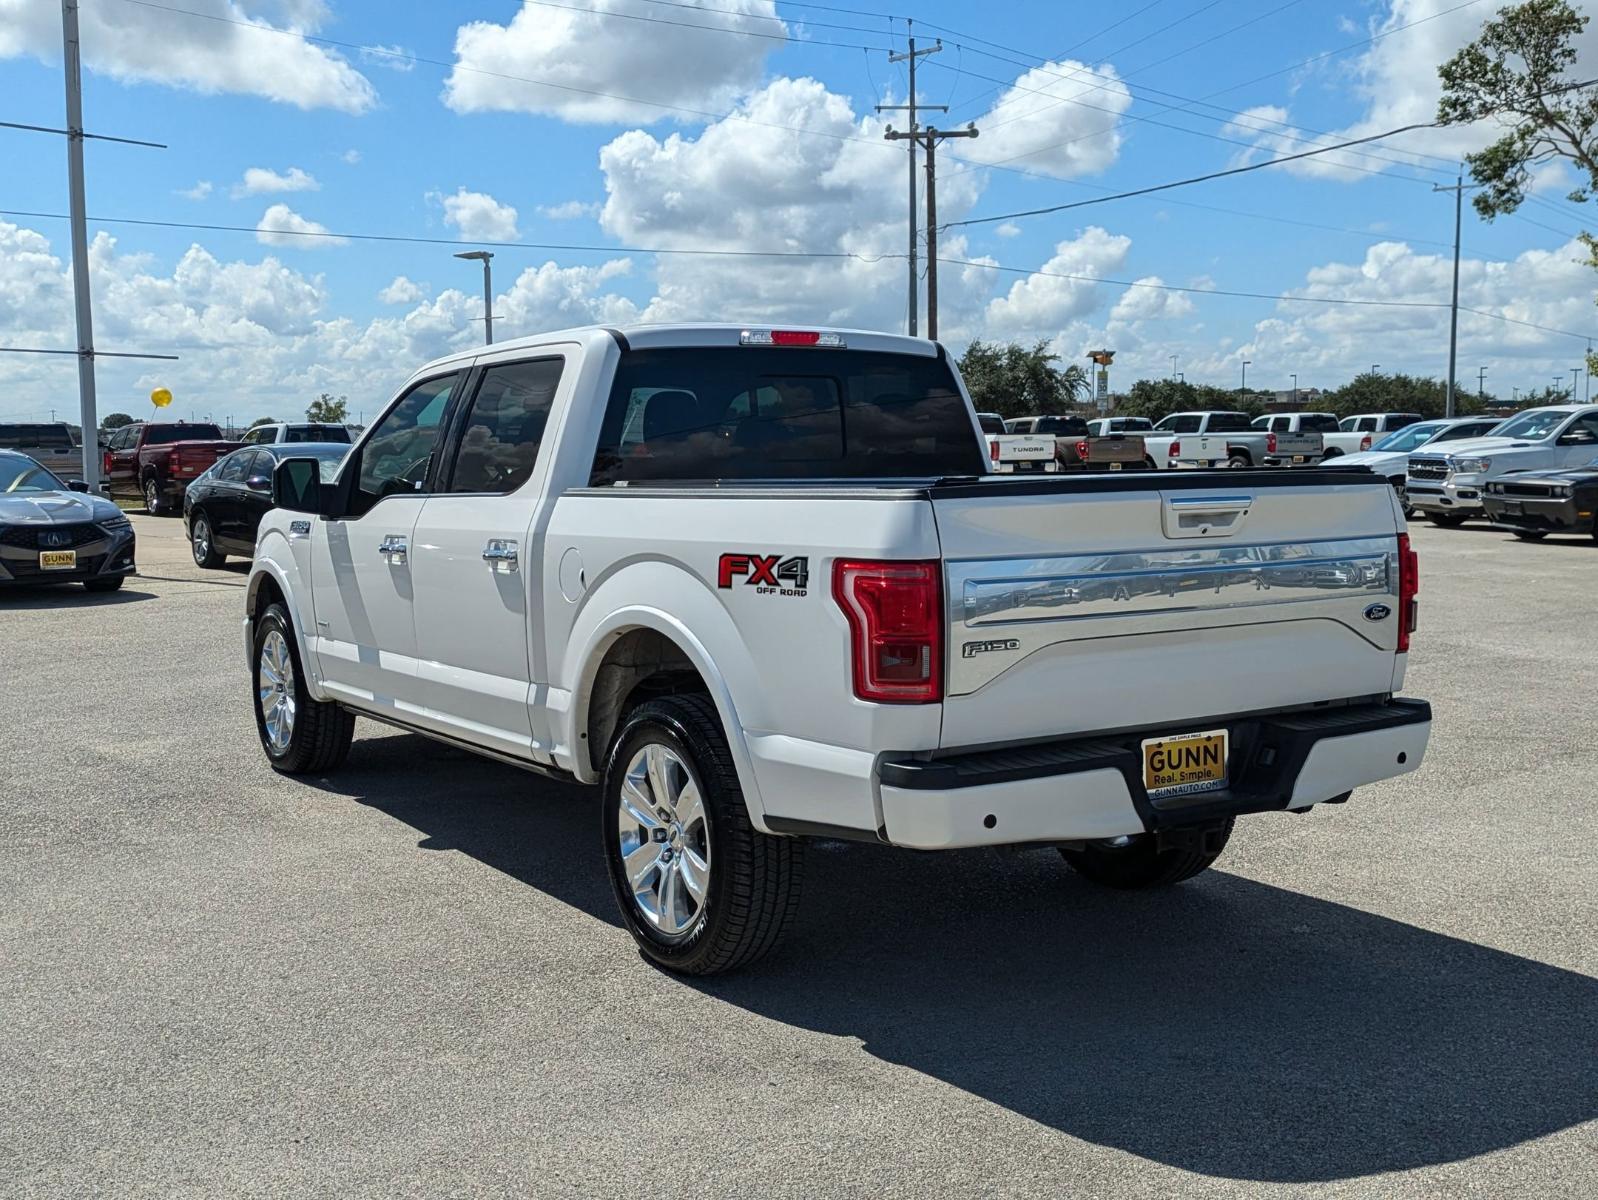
[1397,532,1419,653]
[833,560,943,703]
[739,329,845,348]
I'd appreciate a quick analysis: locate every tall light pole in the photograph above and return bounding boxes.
[1371,363,1380,375]
[1240,359,1250,394]
[1478,366,1487,405]
[62,0,100,490]
[454,250,494,345]
[1291,373,1298,406]
[1572,367,1582,399]
[1435,172,1465,417]
[1169,354,1178,378]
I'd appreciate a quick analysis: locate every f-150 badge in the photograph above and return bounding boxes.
[963,638,1021,657]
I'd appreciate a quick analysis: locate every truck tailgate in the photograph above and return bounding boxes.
[931,473,1404,748]
[1271,432,1321,460]
[1080,434,1145,468]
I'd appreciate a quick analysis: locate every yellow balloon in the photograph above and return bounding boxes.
[150,387,173,408]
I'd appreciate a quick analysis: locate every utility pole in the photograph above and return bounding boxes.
[1435,173,1465,418]
[62,0,100,490]
[1478,366,1487,405]
[919,124,977,341]
[454,250,494,344]
[878,23,943,339]
[1291,373,1299,406]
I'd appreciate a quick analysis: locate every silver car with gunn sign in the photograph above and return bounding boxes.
[0,450,137,592]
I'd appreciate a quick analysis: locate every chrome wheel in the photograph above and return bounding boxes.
[257,630,296,755]
[144,478,160,513]
[615,743,711,940]
[192,517,211,564]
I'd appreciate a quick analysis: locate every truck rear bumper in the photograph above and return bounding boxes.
[874,699,1431,850]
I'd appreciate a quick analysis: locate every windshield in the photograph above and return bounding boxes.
[269,445,350,482]
[1373,422,1447,452]
[1490,408,1571,440]
[143,423,224,444]
[0,456,66,493]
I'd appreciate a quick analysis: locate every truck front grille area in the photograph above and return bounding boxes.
[1407,458,1449,482]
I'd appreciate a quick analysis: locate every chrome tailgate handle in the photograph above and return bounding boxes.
[1161,493,1253,539]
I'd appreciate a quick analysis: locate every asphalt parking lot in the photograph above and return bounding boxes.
[2,512,1595,1199]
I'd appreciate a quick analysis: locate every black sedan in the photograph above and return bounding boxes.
[1481,462,1598,543]
[183,443,349,568]
[0,449,136,592]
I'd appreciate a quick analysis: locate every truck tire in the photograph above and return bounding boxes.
[83,575,124,593]
[1060,820,1233,889]
[1512,530,1548,542]
[251,602,354,774]
[602,694,803,975]
[143,476,167,516]
[190,511,225,568]
[1227,452,1251,469]
[1427,512,1469,528]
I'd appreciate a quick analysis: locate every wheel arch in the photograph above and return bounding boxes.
[245,559,324,701]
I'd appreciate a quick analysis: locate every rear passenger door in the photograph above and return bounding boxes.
[408,352,571,760]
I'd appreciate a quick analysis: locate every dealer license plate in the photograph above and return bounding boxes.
[1108,461,1123,470]
[39,550,77,570]
[1292,455,1306,464]
[1142,728,1229,798]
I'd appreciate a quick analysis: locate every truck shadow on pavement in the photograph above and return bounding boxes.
[0,584,156,608]
[329,733,1598,1185]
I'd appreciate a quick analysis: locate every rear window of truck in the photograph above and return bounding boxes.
[590,347,984,483]
[142,424,223,444]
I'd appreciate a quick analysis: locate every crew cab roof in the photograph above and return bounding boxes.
[410,323,940,379]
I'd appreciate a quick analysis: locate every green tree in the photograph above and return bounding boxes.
[100,412,135,430]
[305,393,348,423]
[1320,372,1480,419]
[1438,1,1597,374]
[248,416,279,428]
[957,340,1088,419]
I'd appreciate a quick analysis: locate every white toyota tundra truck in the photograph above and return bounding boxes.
[247,324,1431,975]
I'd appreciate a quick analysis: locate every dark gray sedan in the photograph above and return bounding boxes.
[0,449,136,592]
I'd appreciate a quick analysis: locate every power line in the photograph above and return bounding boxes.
[0,119,166,149]
[512,0,893,49]
[0,208,903,262]
[946,121,1440,230]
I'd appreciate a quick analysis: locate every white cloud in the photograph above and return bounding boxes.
[539,200,601,220]
[358,43,415,71]
[341,149,362,165]
[233,167,320,198]
[958,59,1133,179]
[444,0,781,124]
[255,204,345,248]
[0,219,639,422]
[0,0,375,113]
[438,188,520,241]
[983,227,1132,339]
[177,180,213,201]
[995,222,1022,239]
[378,276,425,305]
[1110,277,1195,325]
[1222,1,1598,180]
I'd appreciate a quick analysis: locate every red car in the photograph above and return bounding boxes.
[102,422,241,516]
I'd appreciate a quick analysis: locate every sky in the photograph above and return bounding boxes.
[1,0,1596,425]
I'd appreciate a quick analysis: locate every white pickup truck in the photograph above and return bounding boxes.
[1255,412,1425,460]
[1406,404,1598,525]
[248,323,1431,975]
[1152,411,1321,468]
[976,412,1057,473]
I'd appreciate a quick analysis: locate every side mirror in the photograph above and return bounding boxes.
[246,473,272,492]
[66,479,90,493]
[1558,428,1597,445]
[273,457,322,514]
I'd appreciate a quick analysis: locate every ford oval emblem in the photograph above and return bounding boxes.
[1364,603,1392,622]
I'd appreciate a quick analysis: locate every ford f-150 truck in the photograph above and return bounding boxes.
[104,421,242,516]
[1154,411,1322,468]
[1406,404,1598,526]
[248,324,1430,975]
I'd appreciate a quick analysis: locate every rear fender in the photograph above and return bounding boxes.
[556,558,769,826]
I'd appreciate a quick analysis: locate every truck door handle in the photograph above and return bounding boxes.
[378,534,408,564]
[482,539,519,571]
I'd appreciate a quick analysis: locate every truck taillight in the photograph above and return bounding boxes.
[102,450,113,474]
[833,560,943,704]
[1168,441,1179,457]
[1361,434,1373,451]
[1397,533,1419,653]
[1075,439,1089,460]
[1266,432,1278,454]
[989,438,1000,464]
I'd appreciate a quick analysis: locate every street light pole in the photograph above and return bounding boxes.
[454,250,494,345]
[1169,354,1178,378]
[1291,373,1298,406]
[1240,359,1250,397]
[1435,172,1465,417]
[1478,366,1487,405]
[1371,363,1380,375]
[61,0,100,490]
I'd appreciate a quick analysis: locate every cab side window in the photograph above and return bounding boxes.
[218,451,249,483]
[446,359,564,494]
[350,374,458,517]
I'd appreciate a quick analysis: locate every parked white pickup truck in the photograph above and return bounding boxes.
[248,324,1431,974]
[1253,412,1386,459]
[1406,404,1598,525]
[976,412,1057,473]
[1154,411,1321,468]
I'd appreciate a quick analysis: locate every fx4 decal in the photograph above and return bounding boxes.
[718,553,810,597]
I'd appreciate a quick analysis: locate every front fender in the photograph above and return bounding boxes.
[554,558,770,826]
[245,529,323,701]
